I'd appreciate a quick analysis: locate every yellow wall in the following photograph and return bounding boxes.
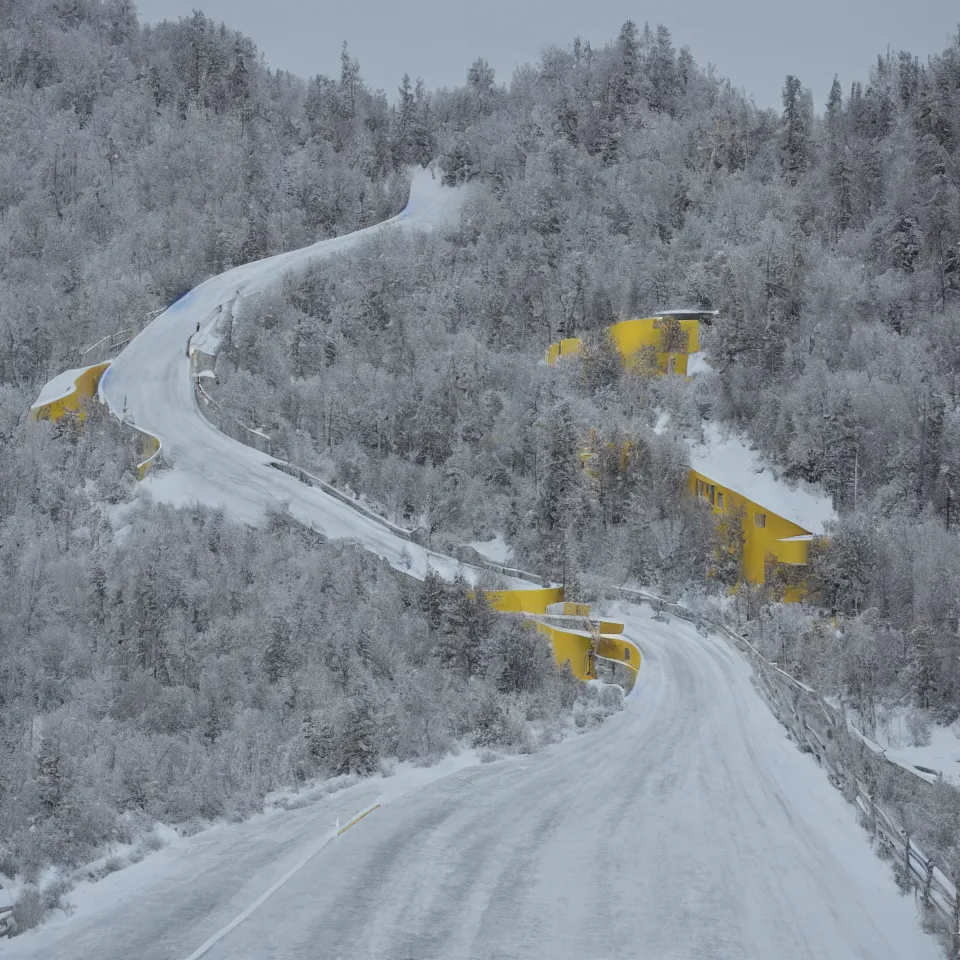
[533,622,641,687]
[597,636,642,675]
[546,318,700,374]
[606,317,700,359]
[30,362,112,423]
[545,338,584,365]
[486,587,565,615]
[486,588,639,688]
[535,622,596,680]
[136,430,162,480]
[689,469,812,591]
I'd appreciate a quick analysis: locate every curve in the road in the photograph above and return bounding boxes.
[3,606,942,960]
[20,168,942,958]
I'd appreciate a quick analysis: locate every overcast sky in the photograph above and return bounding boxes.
[137,0,958,111]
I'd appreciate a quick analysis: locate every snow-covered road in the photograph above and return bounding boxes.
[20,167,926,957]
[7,606,938,959]
[99,170,528,587]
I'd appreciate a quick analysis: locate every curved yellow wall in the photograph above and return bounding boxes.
[487,588,640,689]
[534,622,641,687]
[136,430,162,480]
[486,587,565,615]
[30,362,112,423]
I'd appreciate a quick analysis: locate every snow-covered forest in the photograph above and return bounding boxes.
[1,409,613,917]
[3,0,960,930]
[212,20,960,723]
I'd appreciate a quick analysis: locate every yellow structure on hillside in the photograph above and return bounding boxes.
[690,470,814,601]
[546,314,705,375]
[31,360,163,480]
[485,587,640,687]
[29,361,112,422]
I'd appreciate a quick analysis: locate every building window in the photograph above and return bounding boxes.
[755,512,766,528]
[717,492,724,509]
[709,485,716,504]
[623,647,631,661]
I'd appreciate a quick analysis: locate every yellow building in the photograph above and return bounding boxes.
[545,313,708,375]
[690,469,814,598]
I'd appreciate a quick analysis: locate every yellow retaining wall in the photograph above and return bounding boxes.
[486,587,565,615]
[30,362,112,423]
[31,360,162,480]
[534,622,597,680]
[487,588,639,688]
[689,468,812,591]
[545,318,701,375]
[534,622,641,686]
[597,635,642,674]
[136,430,162,480]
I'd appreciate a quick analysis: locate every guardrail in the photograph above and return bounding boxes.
[194,374,272,456]
[78,309,164,367]
[606,582,960,952]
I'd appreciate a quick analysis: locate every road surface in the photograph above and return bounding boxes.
[7,607,940,960]
[98,169,526,587]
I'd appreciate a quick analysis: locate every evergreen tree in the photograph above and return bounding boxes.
[780,75,812,184]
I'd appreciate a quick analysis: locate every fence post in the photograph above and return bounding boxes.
[923,858,933,908]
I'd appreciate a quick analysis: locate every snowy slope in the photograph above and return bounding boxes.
[99,170,528,588]
[5,605,939,960]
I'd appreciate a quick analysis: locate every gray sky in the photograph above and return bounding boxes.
[137,0,958,111]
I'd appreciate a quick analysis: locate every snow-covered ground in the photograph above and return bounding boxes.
[688,422,835,534]
[5,605,939,960]
[98,169,529,589]
[468,533,514,565]
[849,705,960,785]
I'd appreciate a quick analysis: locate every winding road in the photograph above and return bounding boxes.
[98,170,523,586]
[7,608,939,959]
[12,170,942,958]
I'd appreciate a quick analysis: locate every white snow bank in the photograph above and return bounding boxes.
[653,411,670,435]
[850,707,960,786]
[688,423,835,534]
[685,352,713,377]
[31,363,105,410]
[469,534,514,565]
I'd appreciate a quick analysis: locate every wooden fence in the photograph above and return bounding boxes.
[610,584,960,955]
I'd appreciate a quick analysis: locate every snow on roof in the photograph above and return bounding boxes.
[31,363,103,410]
[687,424,835,535]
